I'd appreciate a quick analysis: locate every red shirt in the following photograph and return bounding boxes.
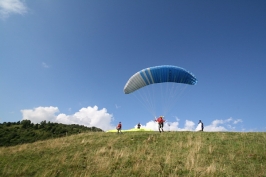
[117,123,122,129]
[156,117,164,123]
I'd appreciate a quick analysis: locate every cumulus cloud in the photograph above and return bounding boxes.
[21,106,59,124]
[56,106,114,131]
[21,106,243,132]
[204,118,243,132]
[135,119,196,131]
[21,106,115,131]
[135,117,243,132]
[0,0,28,19]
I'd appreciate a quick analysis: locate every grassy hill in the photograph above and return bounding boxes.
[0,131,265,176]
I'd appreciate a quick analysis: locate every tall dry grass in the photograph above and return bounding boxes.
[0,131,265,176]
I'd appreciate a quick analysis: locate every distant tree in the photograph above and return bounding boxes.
[0,120,103,147]
[21,120,31,129]
[34,123,39,129]
[40,120,47,128]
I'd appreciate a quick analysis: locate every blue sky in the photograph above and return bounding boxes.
[1,0,266,132]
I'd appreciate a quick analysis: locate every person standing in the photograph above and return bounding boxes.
[198,120,204,131]
[155,116,165,133]
[137,123,141,129]
[117,122,122,133]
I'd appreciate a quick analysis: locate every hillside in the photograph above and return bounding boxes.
[0,131,265,176]
[0,120,103,147]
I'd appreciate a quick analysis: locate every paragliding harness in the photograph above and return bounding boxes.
[117,123,122,130]
[117,123,122,134]
[157,117,164,132]
[158,117,164,123]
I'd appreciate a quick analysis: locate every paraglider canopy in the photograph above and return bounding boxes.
[124,65,197,94]
[123,65,197,117]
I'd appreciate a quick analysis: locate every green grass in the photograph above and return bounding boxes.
[0,131,265,177]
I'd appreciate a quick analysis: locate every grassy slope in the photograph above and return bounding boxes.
[0,131,265,177]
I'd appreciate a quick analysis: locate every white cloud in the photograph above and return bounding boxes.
[136,119,196,131]
[42,62,50,68]
[21,106,59,124]
[204,123,227,132]
[56,106,114,131]
[183,120,195,130]
[204,118,243,132]
[134,117,243,132]
[0,0,28,19]
[21,106,115,131]
[233,119,242,124]
[21,106,243,132]
[115,104,121,109]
